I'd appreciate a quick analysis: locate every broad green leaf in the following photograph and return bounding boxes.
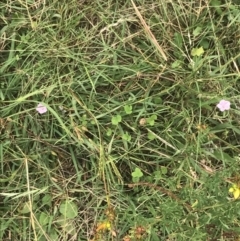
[56,215,67,225]
[193,27,202,37]
[56,216,76,235]
[111,114,122,125]
[62,222,76,235]
[106,128,112,136]
[19,202,31,214]
[39,212,50,226]
[132,176,140,183]
[19,202,36,214]
[152,97,163,104]
[147,114,157,126]
[200,39,209,49]
[42,194,52,206]
[210,0,222,14]
[174,32,183,49]
[59,200,78,219]
[151,114,157,120]
[124,105,132,114]
[122,132,131,141]
[49,230,59,241]
[154,170,162,180]
[132,167,143,178]
[161,166,168,175]
[191,47,204,57]
[171,60,181,68]
[147,131,155,140]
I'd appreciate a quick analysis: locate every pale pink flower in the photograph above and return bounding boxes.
[217,100,230,112]
[36,103,47,114]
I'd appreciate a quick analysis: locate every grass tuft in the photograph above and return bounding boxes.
[1,0,240,240]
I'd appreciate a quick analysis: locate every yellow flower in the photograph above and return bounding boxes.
[96,221,111,232]
[229,184,240,199]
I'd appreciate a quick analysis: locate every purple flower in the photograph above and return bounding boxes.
[217,100,230,112]
[36,103,47,114]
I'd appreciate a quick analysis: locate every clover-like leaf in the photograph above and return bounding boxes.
[111,115,122,125]
[122,132,131,142]
[124,105,132,114]
[147,114,157,126]
[131,167,143,178]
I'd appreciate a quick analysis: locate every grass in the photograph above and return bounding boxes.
[0,0,240,240]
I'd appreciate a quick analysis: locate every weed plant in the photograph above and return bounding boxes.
[0,0,240,240]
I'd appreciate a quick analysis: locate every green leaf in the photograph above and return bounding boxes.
[153,170,162,180]
[59,200,78,219]
[39,212,50,226]
[56,216,76,234]
[193,27,202,37]
[122,132,131,141]
[19,202,31,214]
[171,60,182,68]
[210,0,222,14]
[111,114,122,125]
[106,128,112,136]
[161,166,168,175]
[191,47,204,57]
[131,167,143,178]
[212,151,235,163]
[147,114,157,126]
[49,230,59,241]
[42,194,52,206]
[152,97,163,104]
[124,105,132,114]
[200,39,209,49]
[147,131,155,140]
[132,176,140,183]
[151,114,157,120]
[210,0,221,7]
[61,222,76,235]
[174,32,183,49]
[19,202,37,214]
